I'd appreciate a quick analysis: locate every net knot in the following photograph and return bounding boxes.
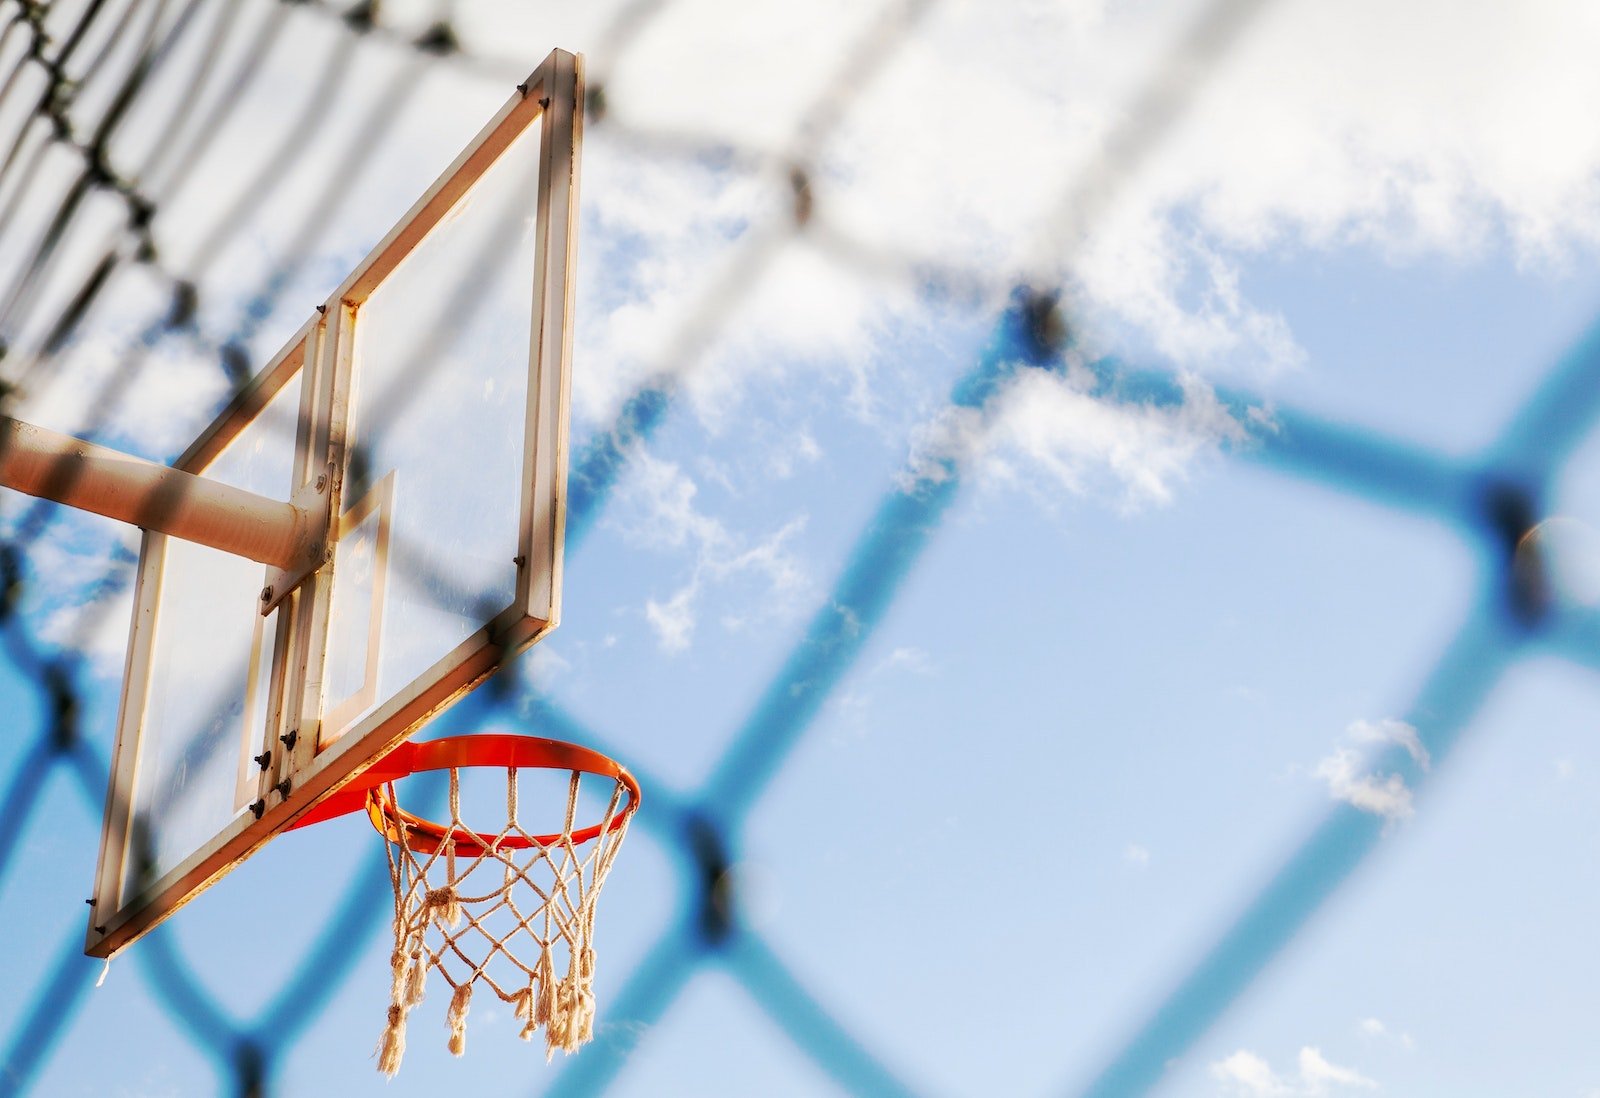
[423,885,462,928]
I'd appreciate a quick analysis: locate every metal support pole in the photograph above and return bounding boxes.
[0,417,315,570]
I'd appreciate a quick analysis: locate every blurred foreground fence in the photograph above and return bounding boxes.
[1,0,1599,1095]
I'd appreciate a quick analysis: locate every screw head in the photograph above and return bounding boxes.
[260,585,273,603]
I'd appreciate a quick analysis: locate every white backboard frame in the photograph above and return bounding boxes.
[87,48,582,959]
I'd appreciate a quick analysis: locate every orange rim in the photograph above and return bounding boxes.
[292,734,640,856]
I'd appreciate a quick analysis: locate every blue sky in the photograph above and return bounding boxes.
[4,1,1600,1096]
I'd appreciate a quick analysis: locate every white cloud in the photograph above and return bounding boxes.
[1064,0,1600,370]
[1212,1049,1289,1096]
[1347,718,1430,771]
[527,0,1600,402]
[1299,1047,1377,1093]
[1311,718,1428,822]
[1212,1047,1376,1097]
[1357,1017,1415,1050]
[24,0,1600,566]
[877,646,932,675]
[615,450,808,652]
[644,586,697,654]
[17,515,140,675]
[1314,747,1414,822]
[524,642,572,683]
[13,269,233,459]
[22,1,1600,448]
[904,361,1250,508]
[768,428,822,480]
[1124,843,1151,868]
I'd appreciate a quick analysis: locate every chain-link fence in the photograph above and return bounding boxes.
[3,0,1599,1095]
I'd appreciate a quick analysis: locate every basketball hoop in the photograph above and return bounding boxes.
[293,734,640,1074]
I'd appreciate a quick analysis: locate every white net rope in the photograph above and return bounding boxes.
[374,766,632,1075]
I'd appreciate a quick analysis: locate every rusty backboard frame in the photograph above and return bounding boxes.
[87,48,582,959]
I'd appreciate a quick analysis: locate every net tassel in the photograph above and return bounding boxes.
[535,949,557,1029]
[512,984,539,1041]
[549,975,578,1054]
[578,947,597,1043]
[545,979,570,1059]
[387,949,409,1005]
[445,982,473,1056]
[569,947,598,1050]
[535,950,562,1060]
[547,949,596,1055]
[376,1004,408,1077]
[404,948,428,1006]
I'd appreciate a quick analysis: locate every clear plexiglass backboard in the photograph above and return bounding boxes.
[86,48,582,959]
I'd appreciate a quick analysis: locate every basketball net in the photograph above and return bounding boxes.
[373,765,632,1075]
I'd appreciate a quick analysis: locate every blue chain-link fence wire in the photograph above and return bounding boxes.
[1,0,1599,1094]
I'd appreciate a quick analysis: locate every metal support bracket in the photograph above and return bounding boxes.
[259,462,334,615]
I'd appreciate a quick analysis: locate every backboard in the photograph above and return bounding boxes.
[86,49,583,959]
